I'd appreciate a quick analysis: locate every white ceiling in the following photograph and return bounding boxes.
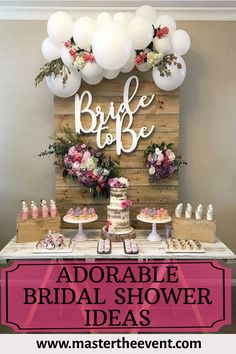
[1,0,236,6]
[1,0,236,19]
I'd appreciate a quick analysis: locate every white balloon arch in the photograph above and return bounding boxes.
[37,5,191,97]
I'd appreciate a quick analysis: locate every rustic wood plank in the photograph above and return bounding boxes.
[54,70,179,225]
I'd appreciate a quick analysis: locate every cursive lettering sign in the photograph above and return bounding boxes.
[75,75,155,155]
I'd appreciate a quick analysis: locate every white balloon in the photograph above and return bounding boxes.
[152,56,186,91]
[46,70,81,97]
[126,12,134,22]
[42,37,61,61]
[128,16,154,50]
[103,69,120,79]
[60,46,74,69]
[92,21,132,70]
[135,5,157,24]
[121,50,136,72]
[73,17,96,50]
[81,62,102,79]
[82,72,103,85]
[47,11,73,46]
[121,63,135,73]
[113,12,128,25]
[155,15,176,35]
[153,37,172,55]
[171,30,191,56]
[136,61,152,72]
[96,12,112,27]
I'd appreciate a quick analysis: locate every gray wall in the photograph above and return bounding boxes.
[0,20,236,252]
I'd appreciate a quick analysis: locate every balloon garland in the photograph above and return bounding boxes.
[35,5,191,97]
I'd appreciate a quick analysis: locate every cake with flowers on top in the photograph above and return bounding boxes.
[138,207,169,221]
[102,177,135,239]
[65,206,97,221]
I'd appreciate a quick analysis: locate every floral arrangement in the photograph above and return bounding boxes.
[35,21,186,90]
[144,142,186,181]
[39,127,119,197]
[64,39,95,70]
[108,177,129,188]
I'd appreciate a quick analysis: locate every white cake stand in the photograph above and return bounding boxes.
[137,215,172,241]
[63,215,98,241]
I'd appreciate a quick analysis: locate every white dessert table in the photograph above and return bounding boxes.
[0,230,235,263]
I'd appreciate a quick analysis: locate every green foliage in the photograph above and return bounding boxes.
[34,58,70,87]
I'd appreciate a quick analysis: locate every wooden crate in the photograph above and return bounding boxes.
[54,69,179,229]
[16,215,61,243]
[172,216,216,243]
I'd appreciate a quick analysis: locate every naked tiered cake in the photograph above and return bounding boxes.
[102,177,135,240]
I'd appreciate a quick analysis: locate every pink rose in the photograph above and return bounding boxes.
[82,150,91,162]
[157,153,164,163]
[83,51,95,63]
[166,149,176,161]
[72,161,80,171]
[81,144,87,149]
[68,146,77,156]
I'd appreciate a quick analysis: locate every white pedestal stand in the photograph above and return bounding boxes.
[63,215,98,242]
[137,215,172,241]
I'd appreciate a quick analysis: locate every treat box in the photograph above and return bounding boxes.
[123,240,139,255]
[16,214,61,243]
[97,239,112,254]
[172,215,216,243]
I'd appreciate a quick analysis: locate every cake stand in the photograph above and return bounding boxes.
[63,215,98,241]
[137,215,172,241]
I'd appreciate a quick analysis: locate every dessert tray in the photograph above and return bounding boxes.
[33,239,74,254]
[163,238,205,253]
[137,215,172,241]
[63,215,98,241]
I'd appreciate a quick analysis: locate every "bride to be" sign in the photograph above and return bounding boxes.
[75,75,155,155]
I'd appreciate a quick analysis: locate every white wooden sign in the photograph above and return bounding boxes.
[75,75,155,155]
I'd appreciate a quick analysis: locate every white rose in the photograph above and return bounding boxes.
[148,165,156,175]
[155,147,162,155]
[102,169,110,176]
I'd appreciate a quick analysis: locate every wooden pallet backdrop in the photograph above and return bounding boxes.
[55,69,179,229]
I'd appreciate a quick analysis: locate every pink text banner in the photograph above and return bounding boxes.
[1,260,231,333]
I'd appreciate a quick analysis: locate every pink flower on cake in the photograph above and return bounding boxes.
[104,221,112,232]
[121,199,133,209]
[108,177,129,188]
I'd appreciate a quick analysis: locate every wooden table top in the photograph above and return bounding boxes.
[0,229,235,262]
